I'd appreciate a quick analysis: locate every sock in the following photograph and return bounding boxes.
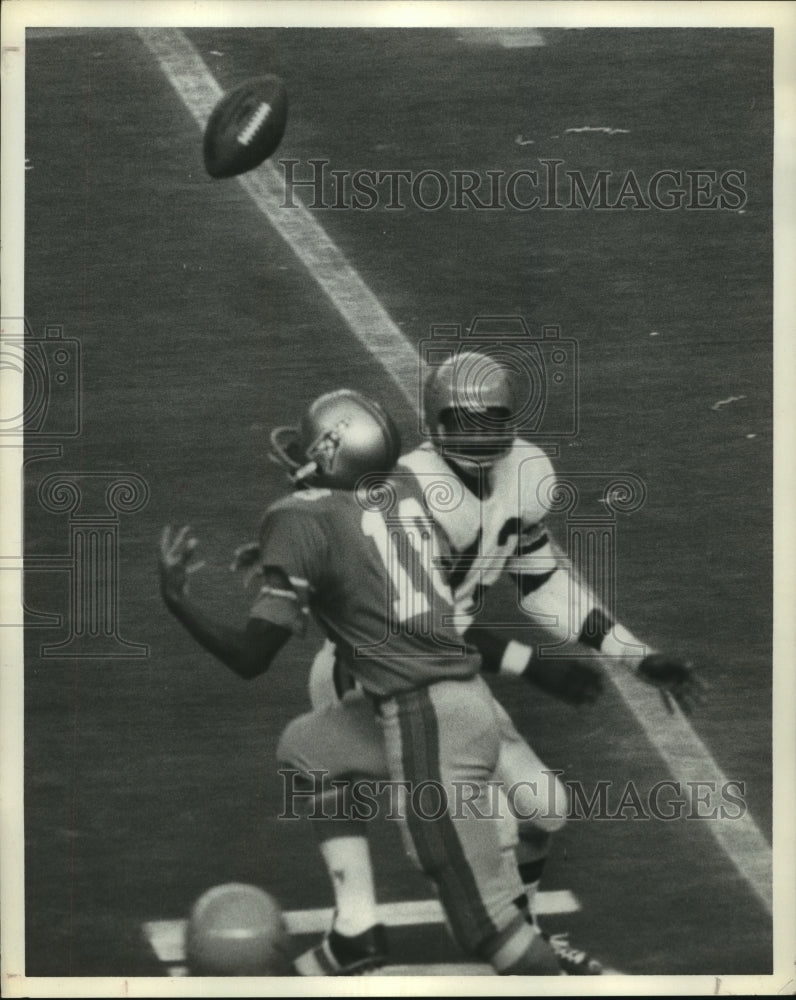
[518,858,547,918]
[320,835,379,936]
[514,827,552,921]
[487,917,561,976]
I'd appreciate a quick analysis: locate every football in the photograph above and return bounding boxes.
[184,882,292,975]
[203,75,288,179]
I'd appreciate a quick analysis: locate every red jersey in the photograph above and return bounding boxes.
[249,476,481,697]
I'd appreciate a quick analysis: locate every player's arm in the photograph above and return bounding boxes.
[159,525,291,679]
[513,533,705,713]
[507,458,705,713]
[464,623,604,706]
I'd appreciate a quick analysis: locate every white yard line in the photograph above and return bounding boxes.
[609,680,773,914]
[457,28,547,48]
[137,27,773,918]
[136,28,419,408]
[286,890,579,935]
[144,889,580,969]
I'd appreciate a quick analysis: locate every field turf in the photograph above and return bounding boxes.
[20,26,773,981]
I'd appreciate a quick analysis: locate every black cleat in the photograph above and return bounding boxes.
[293,923,388,976]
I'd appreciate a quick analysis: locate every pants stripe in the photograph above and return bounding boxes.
[396,687,498,953]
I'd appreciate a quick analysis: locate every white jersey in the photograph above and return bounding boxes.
[308,438,571,709]
[397,439,557,617]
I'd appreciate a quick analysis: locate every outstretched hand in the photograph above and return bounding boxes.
[159,525,203,608]
[637,652,708,715]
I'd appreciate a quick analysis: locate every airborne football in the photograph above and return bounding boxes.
[203,74,288,179]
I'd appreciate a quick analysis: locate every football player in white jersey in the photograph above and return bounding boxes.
[259,351,703,976]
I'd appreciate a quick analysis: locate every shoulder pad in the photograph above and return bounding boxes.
[266,488,332,515]
[290,487,333,503]
[494,439,556,526]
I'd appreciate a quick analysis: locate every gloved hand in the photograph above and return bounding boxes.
[637,652,708,714]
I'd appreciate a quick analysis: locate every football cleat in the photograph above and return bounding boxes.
[422,351,517,465]
[270,389,401,490]
[293,922,388,976]
[545,932,603,975]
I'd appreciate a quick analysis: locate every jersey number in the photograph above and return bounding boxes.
[361,497,454,630]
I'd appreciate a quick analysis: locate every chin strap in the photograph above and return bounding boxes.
[292,459,320,484]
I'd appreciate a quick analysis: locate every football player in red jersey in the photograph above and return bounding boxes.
[160,388,579,976]
[261,355,704,975]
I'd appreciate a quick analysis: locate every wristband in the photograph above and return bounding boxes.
[501,639,534,677]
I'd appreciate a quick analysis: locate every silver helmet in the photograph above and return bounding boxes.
[270,389,401,488]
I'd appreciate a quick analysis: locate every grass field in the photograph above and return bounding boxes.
[15,22,775,987]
